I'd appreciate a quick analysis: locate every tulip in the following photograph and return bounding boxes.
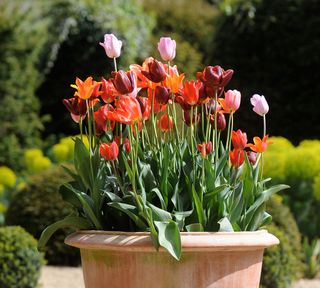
[247,135,272,153]
[141,59,167,83]
[70,77,101,100]
[210,112,226,131]
[99,34,122,59]
[197,141,213,158]
[183,110,200,127]
[229,149,245,168]
[63,97,88,123]
[157,114,173,132]
[232,130,247,150]
[124,138,131,153]
[182,80,203,106]
[94,105,115,134]
[164,65,185,93]
[100,141,119,161]
[219,90,241,113]
[105,95,142,125]
[247,151,257,165]
[101,77,118,103]
[111,70,136,95]
[158,37,176,62]
[199,66,233,91]
[155,86,171,105]
[137,96,151,120]
[250,94,269,116]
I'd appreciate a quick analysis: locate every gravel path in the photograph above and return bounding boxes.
[39,266,320,288]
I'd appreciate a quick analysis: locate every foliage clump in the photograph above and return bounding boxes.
[0,226,45,288]
[6,166,80,265]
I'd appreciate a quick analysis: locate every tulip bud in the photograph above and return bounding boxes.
[197,141,213,158]
[111,70,136,95]
[210,112,226,131]
[124,138,131,153]
[141,59,166,83]
[100,141,119,161]
[155,86,171,105]
[247,151,257,165]
[158,37,176,62]
[183,110,200,127]
[250,94,269,116]
[157,114,173,132]
[99,34,122,59]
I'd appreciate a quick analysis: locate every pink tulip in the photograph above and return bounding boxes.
[99,34,122,59]
[223,90,241,112]
[250,94,269,116]
[157,37,176,61]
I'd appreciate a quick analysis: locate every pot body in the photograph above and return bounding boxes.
[65,230,279,288]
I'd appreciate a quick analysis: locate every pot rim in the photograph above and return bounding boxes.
[65,229,279,252]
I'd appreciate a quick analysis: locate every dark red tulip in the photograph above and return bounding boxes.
[111,70,136,95]
[141,59,166,83]
[210,112,226,131]
[198,65,233,91]
[155,86,171,105]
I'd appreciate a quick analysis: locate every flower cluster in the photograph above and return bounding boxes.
[42,33,289,260]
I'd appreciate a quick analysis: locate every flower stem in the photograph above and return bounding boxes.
[113,57,118,72]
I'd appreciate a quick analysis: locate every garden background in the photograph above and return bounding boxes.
[0,0,319,287]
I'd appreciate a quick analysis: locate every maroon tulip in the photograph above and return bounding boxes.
[198,65,233,91]
[111,70,136,95]
[247,151,257,165]
[141,59,166,83]
[155,86,171,105]
[63,97,88,123]
[210,112,226,131]
[183,110,200,127]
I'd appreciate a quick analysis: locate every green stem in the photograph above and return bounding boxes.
[113,57,118,72]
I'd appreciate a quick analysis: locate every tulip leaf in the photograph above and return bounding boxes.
[218,216,234,232]
[154,220,181,260]
[186,223,204,232]
[147,203,172,222]
[38,215,92,249]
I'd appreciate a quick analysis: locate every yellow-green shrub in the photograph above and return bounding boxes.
[0,166,16,188]
[313,174,320,201]
[268,136,295,153]
[52,143,70,163]
[263,152,287,181]
[23,149,52,173]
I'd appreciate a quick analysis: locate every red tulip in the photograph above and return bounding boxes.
[111,70,136,95]
[157,114,173,132]
[94,105,115,134]
[141,59,167,83]
[137,96,151,120]
[182,80,203,106]
[229,149,245,168]
[197,141,213,158]
[232,130,247,150]
[105,95,142,125]
[100,141,119,161]
[247,135,272,153]
[101,77,118,103]
[183,110,200,127]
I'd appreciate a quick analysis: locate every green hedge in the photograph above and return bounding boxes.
[0,226,45,288]
[212,0,320,144]
[6,166,80,266]
[0,0,49,169]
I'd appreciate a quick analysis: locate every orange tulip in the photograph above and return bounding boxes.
[197,141,213,158]
[105,95,142,125]
[100,141,119,161]
[71,76,101,100]
[164,65,185,94]
[246,135,272,153]
[229,149,245,168]
[182,80,203,106]
[157,114,173,132]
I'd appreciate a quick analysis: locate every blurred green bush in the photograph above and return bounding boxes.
[264,137,320,240]
[212,0,320,143]
[6,166,80,266]
[0,226,45,288]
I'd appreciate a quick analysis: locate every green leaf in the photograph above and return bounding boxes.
[150,188,166,210]
[74,138,92,190]
[38,216,91,249]
[192,185,206,227]
[203,185,229,208]
[108,202,148,230]
[59,184,82,209]
[154,221,181,260]
[218,217,234,232]
[174,210,193,230]
[147,203,172,222]
[186,223,204,232]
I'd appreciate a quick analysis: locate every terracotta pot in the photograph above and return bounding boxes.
[65,229,278,288]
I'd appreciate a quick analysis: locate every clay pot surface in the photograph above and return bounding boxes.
[65,230,278,288]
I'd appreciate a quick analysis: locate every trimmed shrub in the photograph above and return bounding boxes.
[6,166,80,265]
[0,0,49,169]
[23,148,52,174]
[0,226,45,288]
[0,166,17,188]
